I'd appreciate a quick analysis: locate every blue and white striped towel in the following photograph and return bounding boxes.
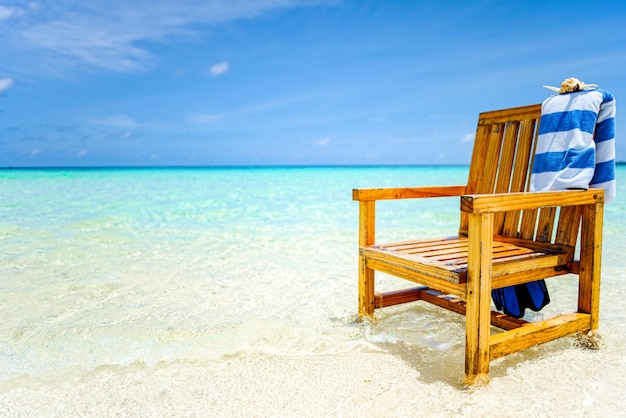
[530,89,616,201]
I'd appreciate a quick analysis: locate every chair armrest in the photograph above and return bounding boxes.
[353,185,466,201]
[461,189,604,214]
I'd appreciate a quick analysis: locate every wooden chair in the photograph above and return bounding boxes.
[353,103,604,385]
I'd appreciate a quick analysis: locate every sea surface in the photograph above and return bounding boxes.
[1,166,625,416]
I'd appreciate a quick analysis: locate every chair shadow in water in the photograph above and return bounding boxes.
[362,304,579,388]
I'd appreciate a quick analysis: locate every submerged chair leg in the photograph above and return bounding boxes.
[464,212,493,386]
[358,256,375,318]
[358,200,376,319]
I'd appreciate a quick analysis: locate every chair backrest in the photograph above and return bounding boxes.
[459,104,581,247]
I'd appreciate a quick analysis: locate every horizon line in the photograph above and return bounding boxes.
[0,163,474,170]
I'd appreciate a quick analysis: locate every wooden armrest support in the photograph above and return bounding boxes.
[461,189,604,214]
[353,185,466,201]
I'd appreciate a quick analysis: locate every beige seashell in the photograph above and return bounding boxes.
[543,77,598,94]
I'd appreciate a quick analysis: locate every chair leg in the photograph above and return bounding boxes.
[464,301,491,386]
[358,255,375,318]
[358,200,376,319]
[464,212,493,386]
[579,202,603,332]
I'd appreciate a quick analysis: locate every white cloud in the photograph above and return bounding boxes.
[461,133,474,143]
[88,114,139,128]
[77,150,88,157]
[7,1,329,74]
[0,78,15,93]
[209,61,229,76]
[0,5,23,21]
[313,136,333,146]
[187,93,313,124]
[187,113,224,124]
[20,18,155,73]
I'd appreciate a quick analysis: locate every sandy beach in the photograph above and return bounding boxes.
[2,167,626,417]
[3,337,625,417]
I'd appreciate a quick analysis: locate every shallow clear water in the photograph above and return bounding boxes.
[1,166,625,415]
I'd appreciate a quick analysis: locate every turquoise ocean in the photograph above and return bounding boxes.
[1,166,626,416]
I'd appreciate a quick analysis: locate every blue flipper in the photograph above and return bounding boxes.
[492,280,550,318]
[519,280,550,312]
[491,286,525,318]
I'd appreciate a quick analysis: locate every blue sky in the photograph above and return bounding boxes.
[1,0,625,167]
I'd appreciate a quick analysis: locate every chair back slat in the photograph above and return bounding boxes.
[477,125,504,194]
[536,207,557,242]
[555,206,582,246]
[501,119,537,235]
[492,122,520,234]
[518,209,539,240]
[459,103,580,247]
